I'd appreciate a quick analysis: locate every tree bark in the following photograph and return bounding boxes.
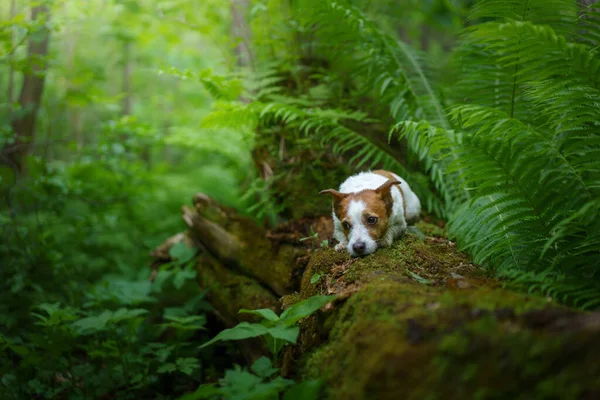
[63,1,85,154]
[231,0,254,69]
[2,4,51,172]
[7,0,17,110]
[152,193,600,399]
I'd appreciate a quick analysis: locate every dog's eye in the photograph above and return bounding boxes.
[367,216,378,225]
[342,221,351,230]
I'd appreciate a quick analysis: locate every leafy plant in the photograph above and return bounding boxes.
[310,273,322,284]
[395,1,600,308]
[199,295,335,356]
[204,0,600,309]
[181,357,322,400]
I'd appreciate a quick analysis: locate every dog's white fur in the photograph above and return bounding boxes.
[332,171,421,256]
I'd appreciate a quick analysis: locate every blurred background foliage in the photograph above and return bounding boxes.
[1,0,599,398]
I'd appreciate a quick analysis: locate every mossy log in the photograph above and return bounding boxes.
[152,194,600,400]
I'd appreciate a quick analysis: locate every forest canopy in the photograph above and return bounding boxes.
[1,0,600,399]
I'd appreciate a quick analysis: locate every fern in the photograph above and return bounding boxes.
[398,103,600,308]
[405,0,600,308]
[579,2,600,51]
[468,0,579,36]
[296,0,448,128]
[197,0,600,308]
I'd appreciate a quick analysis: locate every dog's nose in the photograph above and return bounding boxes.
[353,242,366,254]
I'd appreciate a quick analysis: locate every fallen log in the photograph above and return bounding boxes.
[152,194,600,400]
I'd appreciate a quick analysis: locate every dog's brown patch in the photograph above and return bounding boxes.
[321,172,406,242]
[373,169,397,181]
[374,169,407,220]
[351,191,390,241]
[324,189,392,242]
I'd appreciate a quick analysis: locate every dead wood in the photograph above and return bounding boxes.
[152,194,600,400]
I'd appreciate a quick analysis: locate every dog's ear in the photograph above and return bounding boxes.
[375,180,401,195]
[375,180,401,215]
[319,189,346,200]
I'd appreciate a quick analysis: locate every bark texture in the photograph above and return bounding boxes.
[152,193,600,400]
[231,0,254,68]
[3,5,51,172]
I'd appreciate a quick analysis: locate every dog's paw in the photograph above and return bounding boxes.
[334,243,347,252]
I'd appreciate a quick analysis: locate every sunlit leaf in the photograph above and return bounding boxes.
[279,295,336,326]
[198,322,269,349]
[238,308,280,322]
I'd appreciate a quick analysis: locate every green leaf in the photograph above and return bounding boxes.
[177,384,220,400]
[161,315,206,331]
[71,309,148,335]
[279,295,336,326]
[169,242,196,264]
[157,363,177,374]
[198,322,269,349]
[110,308,149,323]
[251,356,278,378]
[173,266,197,290]
[176,357,200,375]
[267,325,299,344]
[238,308,280,322]
[284,379,323,400]
[310,273,321,284]
[71,311,112,335]
[131,373,144,384]
[221,366,263,391]
[1,374,17,388]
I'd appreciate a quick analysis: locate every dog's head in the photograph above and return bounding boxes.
[321,180,401,257]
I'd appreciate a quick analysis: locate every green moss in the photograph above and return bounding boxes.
[416,219,446,237]
[280,293,300,310]
[225,216,302,296]
[437,287,551,314]
[295,231,600,399]
[195,255,280,325]
[301,233,483,301]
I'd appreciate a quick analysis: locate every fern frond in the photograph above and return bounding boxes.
[468,0,578,36]
[158,67,244,100]
[397,102,600,308]
[391,121,464,215]
[201,101,259,132]
[296,0,449,129]
[453,20,600,121]
[577,2,600,49]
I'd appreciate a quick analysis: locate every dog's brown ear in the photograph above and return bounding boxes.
[375,180,401,194]
[376,180,401,216]
[319,189,346,200]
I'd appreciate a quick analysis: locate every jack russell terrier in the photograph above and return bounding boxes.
[320,170,421,257]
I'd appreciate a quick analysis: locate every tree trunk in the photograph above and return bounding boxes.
[2,4,51,172]
[152,193,600,399]
[63,1,85,154]
[231,0,254,69]
[7,0,17,110]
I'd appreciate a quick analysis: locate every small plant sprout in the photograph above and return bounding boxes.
[299,225,320,250]
[310,273,322,284]
[198,295,336,357]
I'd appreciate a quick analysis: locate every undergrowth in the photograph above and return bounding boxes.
[0,123,246,398]
[195,0,600,309]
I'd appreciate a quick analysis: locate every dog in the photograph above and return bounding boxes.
[320,170,421,257]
